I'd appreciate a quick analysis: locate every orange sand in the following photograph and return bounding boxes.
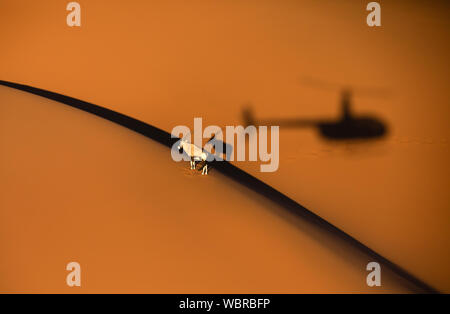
[0,0,449,292]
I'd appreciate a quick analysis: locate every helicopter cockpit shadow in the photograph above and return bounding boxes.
[243,90,388,141]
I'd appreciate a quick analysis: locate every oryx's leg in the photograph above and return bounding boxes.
[202,163,208,175]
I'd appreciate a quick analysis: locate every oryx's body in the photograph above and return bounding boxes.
[177,139,209,175]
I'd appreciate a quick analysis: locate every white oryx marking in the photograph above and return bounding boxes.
[177,139,209,175]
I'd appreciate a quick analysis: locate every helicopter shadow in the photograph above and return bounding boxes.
[243,90,388,141]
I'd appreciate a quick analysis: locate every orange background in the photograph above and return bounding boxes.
[1,0,449,293]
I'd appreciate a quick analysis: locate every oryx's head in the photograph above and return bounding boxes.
[176,139,184,151]
[177,134,191,152]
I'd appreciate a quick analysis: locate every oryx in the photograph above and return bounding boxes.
[177,138,209,175]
